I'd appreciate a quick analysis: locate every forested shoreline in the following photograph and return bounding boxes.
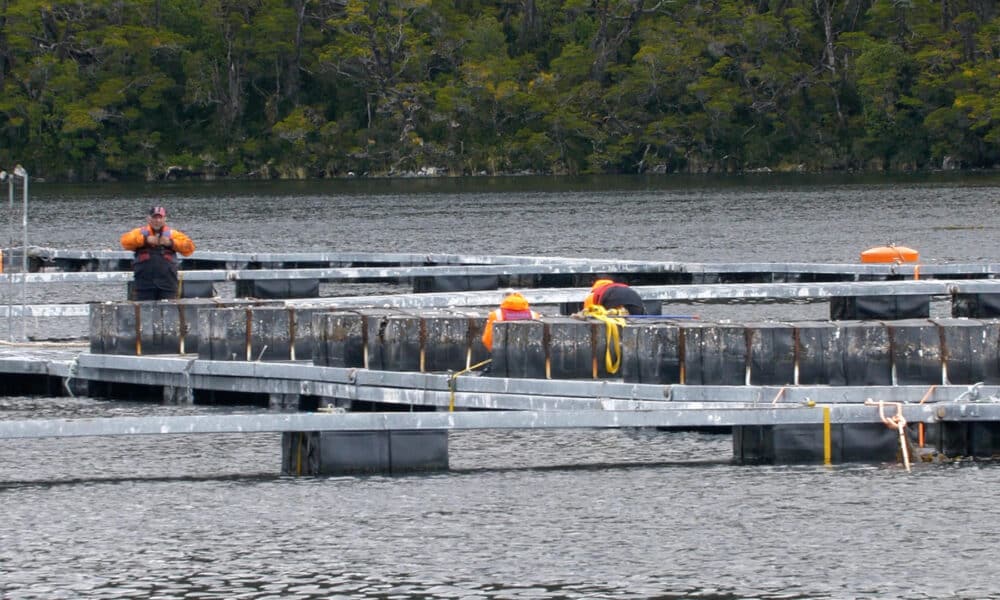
[1,1,998,182]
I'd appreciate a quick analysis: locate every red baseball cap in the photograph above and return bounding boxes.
[149,206,166,217]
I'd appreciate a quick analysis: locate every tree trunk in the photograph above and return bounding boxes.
[815,0,836,74]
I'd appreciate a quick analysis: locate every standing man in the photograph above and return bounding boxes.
[120,205,196,300]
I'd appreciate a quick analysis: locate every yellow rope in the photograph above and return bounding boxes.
[448,358,492,412]
[296,432,304,476]
[582,305,627,375]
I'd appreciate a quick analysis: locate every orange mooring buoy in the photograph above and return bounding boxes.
[860,245,919,264]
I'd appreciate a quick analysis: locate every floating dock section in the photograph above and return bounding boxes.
[11,249,1000,475]
[89,302,1000,387]
[12,246,1000,316]
[9,298,994,473]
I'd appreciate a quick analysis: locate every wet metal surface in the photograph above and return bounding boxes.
[0,404,943,440]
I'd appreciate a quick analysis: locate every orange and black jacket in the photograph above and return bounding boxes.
[121,225,195,290]
[583,279,617,310]
[120,225,195,260]
[482,293,541,350]
[583,279,645,315]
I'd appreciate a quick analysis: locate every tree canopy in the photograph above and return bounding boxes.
[1,0,998,181]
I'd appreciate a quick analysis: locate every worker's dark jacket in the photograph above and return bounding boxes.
[120,225,195,294]
[594,284,646,315]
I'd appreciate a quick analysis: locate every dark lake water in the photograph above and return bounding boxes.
[7,171,1000,262]
[4,173,1000,599]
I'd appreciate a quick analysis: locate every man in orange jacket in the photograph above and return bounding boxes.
[120,205,196,300]
[583,278,646,315]
[481,290,541,351]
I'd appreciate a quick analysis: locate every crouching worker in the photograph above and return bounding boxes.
[481,290,542,351]
[584,278,646,315]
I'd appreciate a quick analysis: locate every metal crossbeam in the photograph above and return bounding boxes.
[288,279,975,310]
[18,246,1000,276]
[0,345,994,409]
[0,404,945,440]
[24,248,611,267]
[69,352,1000,403]
[2,264,998,288]
[0,343,996,440]
[2,278,987,317]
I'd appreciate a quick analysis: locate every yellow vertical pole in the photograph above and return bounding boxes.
[823,405,832,465]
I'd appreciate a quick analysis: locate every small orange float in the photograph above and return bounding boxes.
[860,245,919,264]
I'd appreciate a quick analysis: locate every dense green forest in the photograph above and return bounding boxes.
[1,0,999,181]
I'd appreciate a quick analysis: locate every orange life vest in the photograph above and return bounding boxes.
[134,225,178,263]
[482,293,540,350]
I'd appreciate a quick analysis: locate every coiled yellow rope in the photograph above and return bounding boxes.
[582,305,627,374]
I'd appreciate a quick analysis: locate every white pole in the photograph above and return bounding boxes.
[0,170,9,341]
[13,165,27,341]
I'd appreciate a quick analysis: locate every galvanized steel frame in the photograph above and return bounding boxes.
[0,404,947,440]
[2,344,998,440]
[2,344,996,412]
[6,279,1000,318]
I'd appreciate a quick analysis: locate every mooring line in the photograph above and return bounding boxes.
[865,399,911,472]
[448,358,492,412]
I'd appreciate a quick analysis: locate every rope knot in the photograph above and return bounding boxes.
[865,399,911,472]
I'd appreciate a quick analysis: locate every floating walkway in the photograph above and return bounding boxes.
[6,248,1000,324]
[12,246,1000,279]
[7,278,1000,320]
[8,247,1000,296]
[1,340,998,474]
[6,250,1000,475]
[86,302,1000,387]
